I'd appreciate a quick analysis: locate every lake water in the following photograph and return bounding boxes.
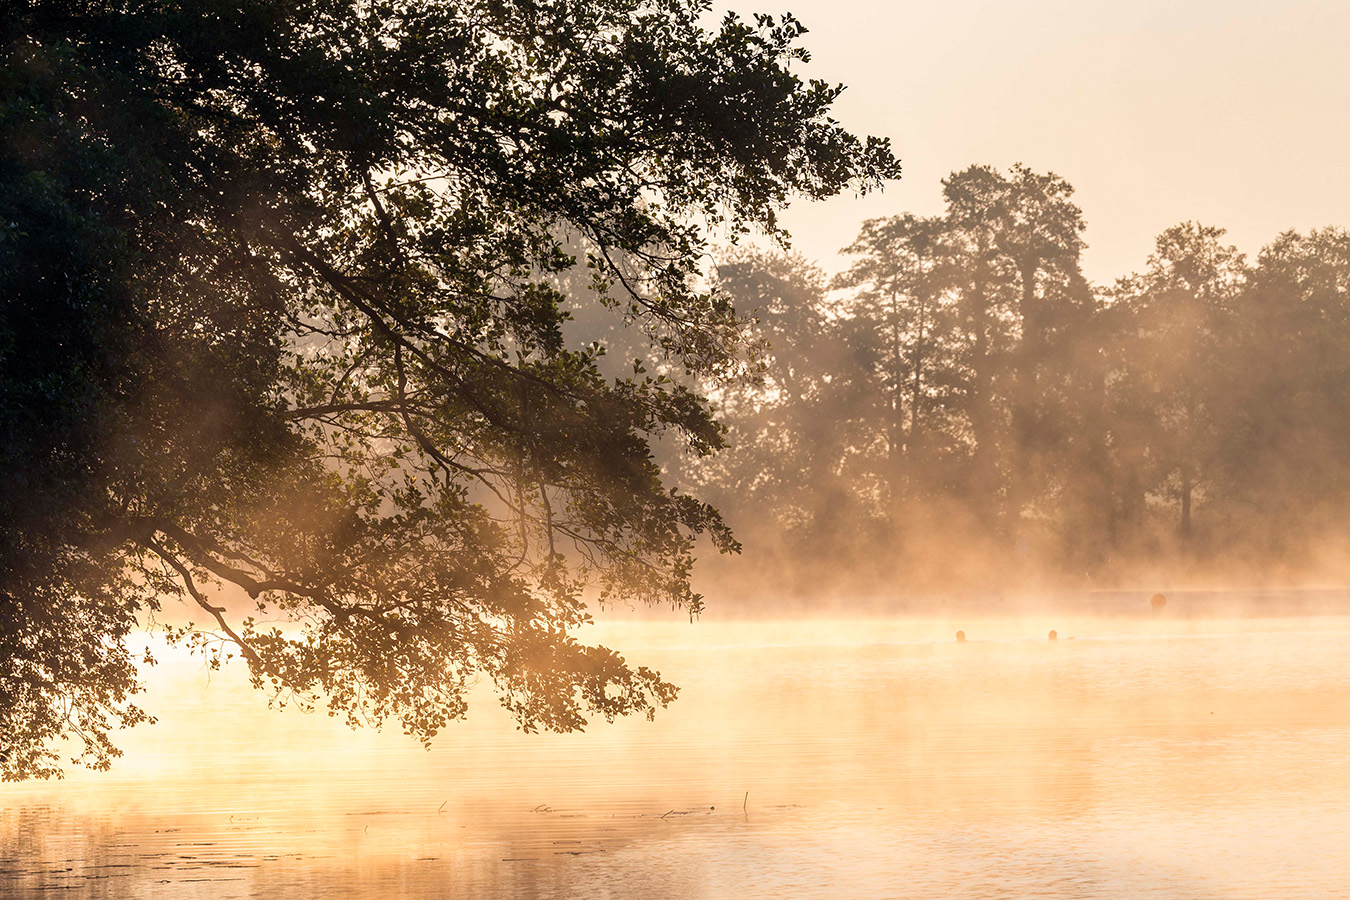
[4,594,1350,898]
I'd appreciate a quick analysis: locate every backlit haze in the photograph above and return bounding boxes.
[745,0,1350,283]
[7,3,1350,898]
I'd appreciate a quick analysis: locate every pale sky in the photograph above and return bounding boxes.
[728,0,1350,284]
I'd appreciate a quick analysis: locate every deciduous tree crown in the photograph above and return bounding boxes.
[0,0,899,779]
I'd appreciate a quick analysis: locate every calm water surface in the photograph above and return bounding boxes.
[5,597,1350,898]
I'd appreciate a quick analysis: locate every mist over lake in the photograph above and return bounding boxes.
[9,1,1350,897]
[7,595,1350,899]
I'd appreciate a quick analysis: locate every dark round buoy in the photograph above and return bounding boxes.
[955,630,966,642]
[1048,629,1058,641]
[1150,592,1167,610]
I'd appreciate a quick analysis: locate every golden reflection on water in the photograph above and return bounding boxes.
[4,601,1350,898]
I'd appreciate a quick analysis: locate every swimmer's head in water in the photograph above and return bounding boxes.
[955,630,966,642]
[1049,630,1058,640]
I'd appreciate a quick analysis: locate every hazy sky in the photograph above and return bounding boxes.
[727,0,1350,284]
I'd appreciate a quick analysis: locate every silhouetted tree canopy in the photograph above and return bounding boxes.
[697,169,1350,595]
[0,0,899,779]
[687,251,860,556]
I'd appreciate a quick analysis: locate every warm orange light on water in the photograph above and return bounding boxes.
[6,606,1350,898]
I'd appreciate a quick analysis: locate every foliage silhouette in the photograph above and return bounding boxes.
[697,169,1350,592]
[0,0,899,779]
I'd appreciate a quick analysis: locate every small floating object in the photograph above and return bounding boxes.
[1150,592,1168,610]
[1048,630,1058,641]
[955,630,966,642]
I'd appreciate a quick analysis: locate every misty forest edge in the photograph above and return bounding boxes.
[4,0,1349,782]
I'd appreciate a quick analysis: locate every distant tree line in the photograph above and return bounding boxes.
[686,165,1350,591]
